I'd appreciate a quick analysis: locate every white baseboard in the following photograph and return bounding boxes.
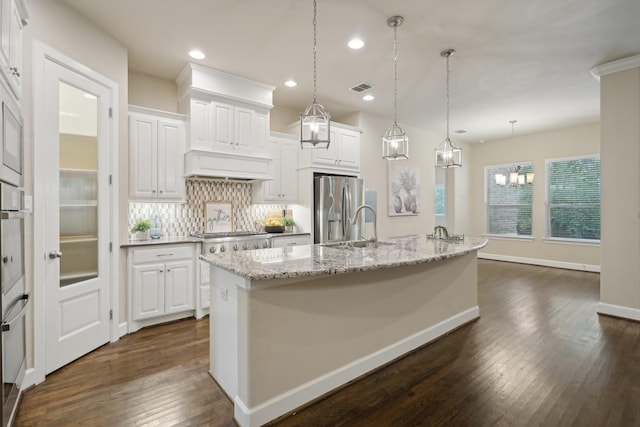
[21,367,36,390]
[479,252,600,272]
[597,302,640,322]
[119,322,128,338]
[233,306,480,427]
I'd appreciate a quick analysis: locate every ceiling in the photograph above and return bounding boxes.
[61,0,640,143]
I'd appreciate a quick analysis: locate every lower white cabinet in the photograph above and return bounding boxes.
[128,243,195,332]
[271,234,310,248]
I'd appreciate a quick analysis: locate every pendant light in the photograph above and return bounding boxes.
[435,49,462,168]
[300,0,331,149]
[382,15,409,160]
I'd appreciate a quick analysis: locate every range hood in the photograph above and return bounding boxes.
[185,149,274,181]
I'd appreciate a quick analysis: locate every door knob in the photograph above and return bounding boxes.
[48,250,63,259]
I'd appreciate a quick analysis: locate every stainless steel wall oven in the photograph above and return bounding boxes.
[0,182,28,427]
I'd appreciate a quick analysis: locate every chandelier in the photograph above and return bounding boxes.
[495,120,534,187]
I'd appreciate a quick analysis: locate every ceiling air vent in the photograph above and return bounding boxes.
[350,82,373,93]
[454,129,467,134]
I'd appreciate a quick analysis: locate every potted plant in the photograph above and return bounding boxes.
[131,219,152,240]
[283,217,295,233]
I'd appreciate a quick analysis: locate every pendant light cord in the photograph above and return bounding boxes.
[445,53,450,140]
[312,0,317,104]
[510,120,517,169]
[393,23,398,125]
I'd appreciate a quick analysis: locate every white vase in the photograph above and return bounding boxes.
[136,231,149,240]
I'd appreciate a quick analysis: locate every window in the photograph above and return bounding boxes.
[485,163,533,236]
[546,156,600,241]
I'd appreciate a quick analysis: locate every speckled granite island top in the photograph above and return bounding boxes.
[200,235,488,281]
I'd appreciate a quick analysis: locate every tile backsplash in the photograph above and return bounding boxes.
[128,178,286,237]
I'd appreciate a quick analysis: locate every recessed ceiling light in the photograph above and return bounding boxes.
[362,94,375,101]
[189,49,205,60]
[348,38,364,50]
[284,80,298,87]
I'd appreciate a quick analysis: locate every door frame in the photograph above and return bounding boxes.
[32,42,120,385]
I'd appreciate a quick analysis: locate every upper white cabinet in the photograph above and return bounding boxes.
[177,63,275,180]
[188,97,269,154]
[0,0,27,100]
[129,106,186,201]
[292,121,361,172]
[253,132,298,203]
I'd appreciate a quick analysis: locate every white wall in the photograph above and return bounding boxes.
[22,0,129,366]
[469,123,601,270]
[128,71,178,112]
[356,112,470,239]
[598,60,640,320]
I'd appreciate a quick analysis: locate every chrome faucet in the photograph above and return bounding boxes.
[348,204,377,244]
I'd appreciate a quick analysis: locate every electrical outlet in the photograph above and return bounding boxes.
[220,287,228,301]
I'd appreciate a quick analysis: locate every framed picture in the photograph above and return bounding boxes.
[204,200,233,233]
[388,163,420,216]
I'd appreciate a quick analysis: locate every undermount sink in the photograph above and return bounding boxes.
[320,240,396,249]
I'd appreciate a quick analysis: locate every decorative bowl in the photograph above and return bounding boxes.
[265,225,285,233]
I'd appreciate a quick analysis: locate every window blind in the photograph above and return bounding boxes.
[546,156,600,240]
[485,163,533,236]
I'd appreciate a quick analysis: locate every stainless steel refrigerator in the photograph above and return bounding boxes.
[314,174,364,244]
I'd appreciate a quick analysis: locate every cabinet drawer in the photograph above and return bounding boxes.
[132,244,194,264]
[271,235,310,248]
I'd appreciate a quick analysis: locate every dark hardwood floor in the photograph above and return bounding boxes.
[15,260,640,426]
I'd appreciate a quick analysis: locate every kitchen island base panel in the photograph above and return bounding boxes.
[210,252,479,427]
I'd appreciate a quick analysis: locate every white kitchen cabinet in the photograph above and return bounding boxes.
[209,100,268,152]
[128,243,195,332]
[270,234,310,248]
[253,132,298,203]
[177,63,275,180]
[0,0,27,100]
[129,107,186,201]
[292,121,361,172]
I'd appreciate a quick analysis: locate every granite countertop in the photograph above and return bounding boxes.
[120,232,310,248]
[200,235,488,281]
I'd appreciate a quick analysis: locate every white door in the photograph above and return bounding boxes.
[42,57,112,374]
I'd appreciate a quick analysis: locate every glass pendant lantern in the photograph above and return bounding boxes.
[435,49,462,168]
[382,15,409,160]
[300,0,331,149]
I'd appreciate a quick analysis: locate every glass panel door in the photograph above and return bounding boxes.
[58,82,98,287]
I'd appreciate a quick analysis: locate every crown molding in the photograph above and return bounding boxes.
[591,54,640,80]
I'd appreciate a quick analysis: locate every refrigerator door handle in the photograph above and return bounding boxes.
[342,184,352,240]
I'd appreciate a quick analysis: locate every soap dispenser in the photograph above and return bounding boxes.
[149,207,163,239]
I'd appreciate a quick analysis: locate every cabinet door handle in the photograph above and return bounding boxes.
[167,269,171,272]
[156,253,173,257]
[159,270,163,273]
[48,251,63,259]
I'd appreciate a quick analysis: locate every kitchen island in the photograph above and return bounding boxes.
[201,235,488,427]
